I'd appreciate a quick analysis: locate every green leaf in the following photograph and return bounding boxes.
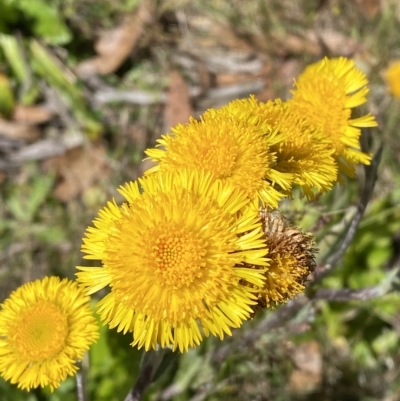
[372,329,398,356]
[9,0,72,45]
[0,73,15,118]
[0,34,26,82]
[36,225,66,244]
[6,172,54,223]
[25,173,55,221]
[30,40,103,138]
[353,340,377,368]
[0,33,41,104]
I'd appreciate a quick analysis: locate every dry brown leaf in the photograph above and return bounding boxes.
[250,31,321,56]
[76,0,155,76]
[0,118,41,141]
[215,56,270,88]
[128,122,147,149]
[164,70,192,130]
[197,59,212,95]
[215,72,255,87]
[355,0,381,18]
[0,170,6,184]
[278,31,322,56]
[317,30,362,57]
[252,62,274,102]
[276,58,302,91]
[185,16,253,52]
[254,86,275,102]
[12,105,53,125]
[289,341,323,394]
[43,143,109,202]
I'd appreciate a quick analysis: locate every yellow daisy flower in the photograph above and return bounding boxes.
[237,98,338,197]
[291,57,377,180]
[386,61,400,98]
[256,209,316,308]
[76,169,268,352]
[0,277,99,391]
[145,99,289,208]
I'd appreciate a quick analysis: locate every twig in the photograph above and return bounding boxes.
[197,80,265,110]
[215,263,399,363]
[202,53,264,74]
[314,264,400,302]
[124,349,168,401]
[213,296,309,363]
[75,361,87,401]
[314,140,383,282]
[94,88,169,105]
[93,80,265,106]
[313,286,383,301]
[10,134,85,162]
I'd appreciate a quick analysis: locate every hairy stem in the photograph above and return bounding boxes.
[124,349,169,401]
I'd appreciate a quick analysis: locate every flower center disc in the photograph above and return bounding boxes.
[151,226,207,288]
[13,301,68,361]
[201,141,238,178]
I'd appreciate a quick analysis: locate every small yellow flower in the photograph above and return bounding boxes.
[77,169,268,352]
[0,277,99,391]
[242,98,338,197]
[386,61,400,98]
[255,209,316,308]
[291,57,377,180]
[145,98,289,208]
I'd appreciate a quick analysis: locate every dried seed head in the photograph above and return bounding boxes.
[256,208,317,308]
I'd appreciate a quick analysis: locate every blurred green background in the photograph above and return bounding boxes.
[1,0,400,400]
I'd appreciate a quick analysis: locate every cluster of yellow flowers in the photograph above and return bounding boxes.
[0,57,377,391]
[77,57,377,352]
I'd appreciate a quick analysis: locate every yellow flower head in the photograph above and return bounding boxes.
[0,277,99,391]
[291,57,377,180]
[240,98,338,197]
[77,169,268,352]
[255,209,316,308]
[386,61,400,98]
[145,98,289,208]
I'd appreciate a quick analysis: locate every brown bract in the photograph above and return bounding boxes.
[256,209,317,308]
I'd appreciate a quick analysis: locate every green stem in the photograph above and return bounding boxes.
[124,348,169,401]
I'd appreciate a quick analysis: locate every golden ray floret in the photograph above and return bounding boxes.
[77,169,269,352]
[291,57,377,180]
[0,277,99,391]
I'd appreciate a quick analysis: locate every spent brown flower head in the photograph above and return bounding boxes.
[255,209,317,308]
